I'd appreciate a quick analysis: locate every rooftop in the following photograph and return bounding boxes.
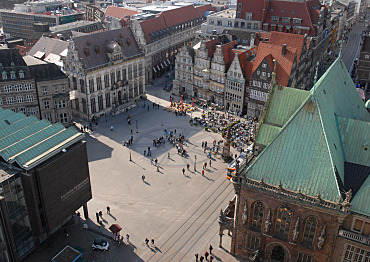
[0,107,84,170]
[212,9,235,18]
[243,57,370,216]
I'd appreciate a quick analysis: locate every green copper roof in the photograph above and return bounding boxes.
[243,57,370,215]
[0,108,84,170]
[264,86,310,127]
[255,124,281,146]
[351,175,370,215]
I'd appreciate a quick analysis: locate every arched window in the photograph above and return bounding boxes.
[251,202,264,231]
[275,206,293,240]
[302,217,317,248]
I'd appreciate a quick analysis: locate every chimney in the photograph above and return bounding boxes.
[282,44,287,56]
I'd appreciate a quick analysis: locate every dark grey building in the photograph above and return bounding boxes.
[0,107,92,261]
[357,34,370,92]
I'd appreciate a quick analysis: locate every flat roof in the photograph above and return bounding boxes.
[139,5,182,12]
[49,21,101,33]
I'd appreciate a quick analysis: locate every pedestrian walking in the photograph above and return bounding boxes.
[151,239,155,246]
[99,211,102,217]
[210,256,214,261]
[126,234,130,243]
[195,253,199,261]
[182,168,185,175]
[202,142,204,148]
[131,129,133,134]
[107,206,110,214]
[168,152,170,159]
[205,162,207,169]
[175,129,177,134]
[145,238,149,245]
[155,158,158,165]
[205,251,209,260]
[111,125,114,131]
[187,163,190,170]
[202,170,204,176]
[205,141,207,148]
[200,256,204,262]
[142,175,145,182]
[144,150,146,156]
[157,165,160,172]
[147,105,149,111]
[120,235,124,243]
[209,244,213,254]
[96,212,100,223]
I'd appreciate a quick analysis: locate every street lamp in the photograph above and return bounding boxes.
[136,120,138,133]
[194,155,197,171]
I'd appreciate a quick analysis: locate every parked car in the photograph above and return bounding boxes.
[92,238,109,251]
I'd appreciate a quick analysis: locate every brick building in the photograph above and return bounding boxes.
[220,57,370,261]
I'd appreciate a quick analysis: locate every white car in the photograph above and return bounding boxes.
[92,238,109,251]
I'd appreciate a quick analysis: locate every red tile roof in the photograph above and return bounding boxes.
[196,4,215,17]
[221,40,238,70]
[238,0,326,36]
[253,43,297,86]
[104,6,140,20]
[205,38,220,58]
[141,5,203,43]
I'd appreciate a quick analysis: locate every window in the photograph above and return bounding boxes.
[302,217,317,248]
[61,86,66,93]
[96,76,102,90]
[246,235,260,251]
[10,71,16,79]
[90,97,96,113]
[352,219,370,235]
[293,18,302,25]
[44,101,50,109]
[58,100,67,108]
[16,96,24,103]
[2,71,7,80]
[253,23,258,29]
[6,97,14,104]
[104,74,109,88]
[105,93,111,108]
[237,12,241,19]
[238,3,242,10]
[14,85,21,91]
[251,202,264,231]
[365,55,370,59]
[89,79,94,94]
[272,16,279,22]
[282,17,291,23]
[262,72,266,76]
[4,86,12,93]
[45,113,52,122]
[24,84,32,90]
[245,12,253,20]
[26,95,34,102]
[298,253,313,262]
[42,88,47,95]
[228,21,232,27]
[29,108,38,116]
[59,113,68,123]
[343,244,370,262]
[274,206,293,240]
[19,70,24,78]
[54,86,58,94]
[262,63,267,68]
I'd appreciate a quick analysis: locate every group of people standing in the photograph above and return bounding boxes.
[195,245,214,261]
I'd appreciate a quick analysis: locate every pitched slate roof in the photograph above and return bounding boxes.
[243,57,370,215]
[28,63,67,81]
[72,28,142,69]
[0,107,84,170]
[0,48,32,81]
[28,36,69,60]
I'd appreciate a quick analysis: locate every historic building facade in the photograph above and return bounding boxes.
[173,45,195,97]
[219,57,370,261]
[130,4,214,82]
[0,49,39,117]
[64,28,145,120]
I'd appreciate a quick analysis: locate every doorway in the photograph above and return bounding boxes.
[271,245,285,262]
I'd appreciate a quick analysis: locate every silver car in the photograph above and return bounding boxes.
[92,238,109,251]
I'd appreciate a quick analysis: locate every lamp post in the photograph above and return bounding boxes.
[136,120,138,133]
[194,155,197,171]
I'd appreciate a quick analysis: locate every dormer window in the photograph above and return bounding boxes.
[271,16,279,22]
[84,48,90,57]
[293,18,302,25]
[10,62,15,68]
[2,71,7,80]
[246,12,253,20]
[19,70,24,78]
[94,46,100,54]
[282,17,291,23]
[10,71,16,79]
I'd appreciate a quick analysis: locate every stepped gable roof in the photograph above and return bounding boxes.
[72,28,141,69]
[244,57,370,215]
[221,40,238,70]
[253,42,297,86]
[195,4,215,17]
[104,5,140,20]
[0,107,84,170]
[140,5,202,44]
[28,36,69,59]
[205,38,221,58]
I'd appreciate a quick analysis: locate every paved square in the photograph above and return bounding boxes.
[24,79,247,262]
